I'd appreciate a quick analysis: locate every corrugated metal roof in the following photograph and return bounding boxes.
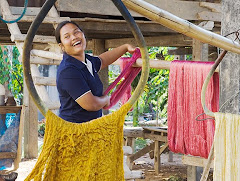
[8,0,46,7]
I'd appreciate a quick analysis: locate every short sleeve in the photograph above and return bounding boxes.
[94,57,102,72]
[58,67,90,100]
[86,54,102,72]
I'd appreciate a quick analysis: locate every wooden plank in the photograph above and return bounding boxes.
[144,133,168,142]
[143,127,168,133]
[182,155,213,168]
[72,18,175,34]
[33,76,56,86]
[0,106,22,114]
[30,56,61,65]
[199,2,221,13]
[0,7,41,16]
[128,143,154,162]
[168,47,192,55]
[31,49,62,60]
[0,152,16,159]
[11,34,57,44]
[105,35,192,48]
[55,0,221,21]
[4,15,70,24]
[123,127,144,138]
[197,11,221,22]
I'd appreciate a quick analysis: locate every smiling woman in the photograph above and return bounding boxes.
[55,21,136,123]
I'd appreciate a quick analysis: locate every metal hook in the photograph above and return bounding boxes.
[195,113,215,121]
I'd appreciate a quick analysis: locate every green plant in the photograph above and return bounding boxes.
[38,122,45,137]
[0,46,23,104]
[138,47,173,120]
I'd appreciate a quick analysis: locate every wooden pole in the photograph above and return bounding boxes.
[30,49,219,72]
[92,39,109,115]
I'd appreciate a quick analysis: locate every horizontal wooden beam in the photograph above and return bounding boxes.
[72,18,175,34]
[0,106,22,114]
[168,47,192,55]
[31,49,62,60]
[5,15,70,24]
[197,11,221,22]
[144,133,168,142]
[0,7,41,16]
[55,0,221,21]
[199,2,221,13]
[182,155,213,168]
[33,76,56,86]
[30,56,61,65]
[123,127,144,138]
[0,152,16,159]
[105,35,192,48]
[12,34,57,44]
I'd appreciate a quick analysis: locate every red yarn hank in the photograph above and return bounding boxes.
[103,48,142,110]
[167,60,219,158]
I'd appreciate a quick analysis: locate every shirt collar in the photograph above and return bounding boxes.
[63,53,86,69]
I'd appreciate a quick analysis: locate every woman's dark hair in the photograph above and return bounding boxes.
[55,21,83,44]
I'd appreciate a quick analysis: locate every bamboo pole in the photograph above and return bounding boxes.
[29,49,220,72]
[114,58,219,72]
[122,0,240,55]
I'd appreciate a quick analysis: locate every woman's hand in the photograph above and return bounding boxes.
[125,44,136,54]
[99,44,137,69]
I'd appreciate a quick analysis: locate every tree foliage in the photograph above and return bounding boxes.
[0,46,23,104]
[139,47,173,119]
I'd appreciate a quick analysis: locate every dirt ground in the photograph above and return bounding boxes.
[133,153,187,181]
[15,152,187,181]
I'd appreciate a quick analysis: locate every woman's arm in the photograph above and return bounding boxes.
[76,91,110,111]
[99,44,136,69]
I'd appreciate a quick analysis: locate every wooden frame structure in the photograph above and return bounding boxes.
[0,0,235,180]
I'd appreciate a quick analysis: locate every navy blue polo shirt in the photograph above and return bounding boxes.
[56,53,103,123]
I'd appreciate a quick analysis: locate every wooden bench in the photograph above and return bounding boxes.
[124,126,172,174]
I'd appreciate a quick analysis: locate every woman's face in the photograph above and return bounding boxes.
[59,23,86,57]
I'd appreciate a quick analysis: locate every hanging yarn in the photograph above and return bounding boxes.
[25,103,132,181]
[167,60,219,158]
[214,112,240,181]
[103,48,141,109]
[119,57,132,105]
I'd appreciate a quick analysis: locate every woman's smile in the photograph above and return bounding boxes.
[59,23,87,60]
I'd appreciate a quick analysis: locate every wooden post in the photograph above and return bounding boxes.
[220,0,240,114]
[187,166,197,181]
[154,141,160,174]
[23,81,38,158]
[92,39,109,115]
[192,39,208,61]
